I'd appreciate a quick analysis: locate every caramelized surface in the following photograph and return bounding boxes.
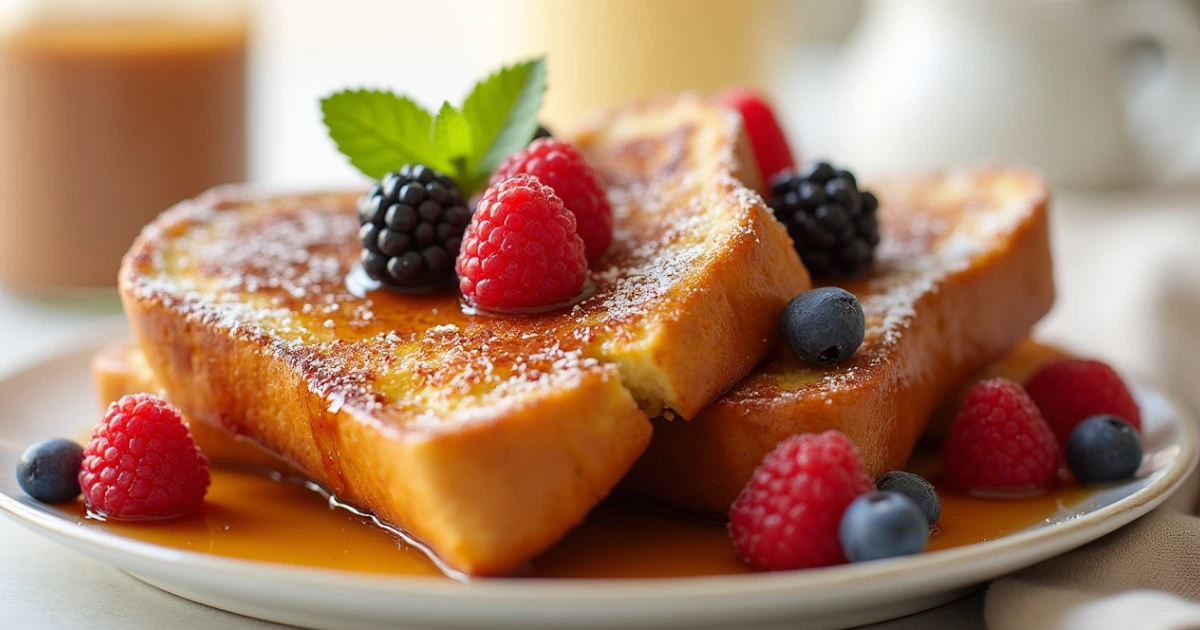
[627,169,1057,512]
[117,95,808,575]
[129,191,626,425]
[722,170,1050,400]
[123,95,806,428]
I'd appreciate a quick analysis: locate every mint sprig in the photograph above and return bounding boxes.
[320,91,447,179]
[460,59,547,191]
[432,101,472,176]
[320,58,547,196]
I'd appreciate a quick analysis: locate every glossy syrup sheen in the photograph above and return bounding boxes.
[57,449,1092,580]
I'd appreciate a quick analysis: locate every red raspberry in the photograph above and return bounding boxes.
[79,394,210,520]
[941,379,1061,492]
[489,139,612,264]
[719,87,797,186]
[456,174,588,310]
[729,431,874,570]
[1025,359,1142,445]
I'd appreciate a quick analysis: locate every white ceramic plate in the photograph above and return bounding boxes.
[0,321,1196,630]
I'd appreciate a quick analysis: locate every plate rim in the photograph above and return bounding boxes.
[0,320,1196,602]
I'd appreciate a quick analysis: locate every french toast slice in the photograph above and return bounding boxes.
[95,335,1070,477]
[118,95,809,575]
[624,168,1055,514]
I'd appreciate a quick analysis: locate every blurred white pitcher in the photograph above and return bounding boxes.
[831,0,1200,188]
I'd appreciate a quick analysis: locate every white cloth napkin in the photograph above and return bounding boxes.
[985,506,1200,630]
[987,583,1200,630]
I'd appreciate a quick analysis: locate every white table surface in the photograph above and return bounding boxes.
[2,189,1198,629]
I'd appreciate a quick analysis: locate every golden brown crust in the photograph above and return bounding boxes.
[568,94,810,415]
[92,340,292,470]
[117,95,808,574]
[623,168,1056,514]
[124,267,651,575]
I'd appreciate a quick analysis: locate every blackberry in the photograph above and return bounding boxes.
[875,471,940,525]
[533,124,553,141]
[768,162,880,279]
[356,164,471,290]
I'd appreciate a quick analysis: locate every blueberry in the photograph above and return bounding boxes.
[780,287,865,365]
[16,439,84,504]
[875,471,940,525]
[839,491,929,563]
[1065,415,1143,484]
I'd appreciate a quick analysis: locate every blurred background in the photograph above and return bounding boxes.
[1,0,1199,406]
[253,0,1200,189]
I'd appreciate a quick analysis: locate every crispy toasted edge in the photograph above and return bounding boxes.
[623,169,1055,513]
[93,339,302,470]
[119,215,653,575]
[570,94,811,417]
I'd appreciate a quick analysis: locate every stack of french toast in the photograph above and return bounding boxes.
[94,93,1054,576]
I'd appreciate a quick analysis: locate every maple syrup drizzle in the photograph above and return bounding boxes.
[345,262,598,318]
[57,447,1092,580]
[460,279,598,318]
[344,263,453,299]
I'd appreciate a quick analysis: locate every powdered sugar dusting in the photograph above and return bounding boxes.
[124,95,791,429]
[573,109,760,329]
[729,170,1047,401]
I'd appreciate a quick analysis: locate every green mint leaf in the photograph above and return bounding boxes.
[320,90,447,179]
[431,102,473,181]
[461,58,547,190]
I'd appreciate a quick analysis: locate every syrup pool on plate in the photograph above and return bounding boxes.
[57,447,1092,579]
